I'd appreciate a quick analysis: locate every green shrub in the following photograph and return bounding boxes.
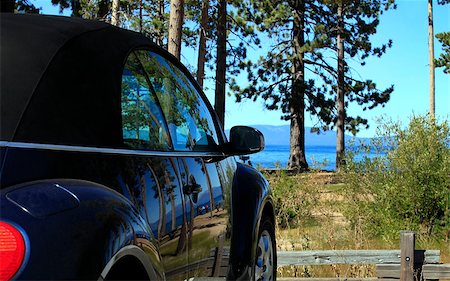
[266,171,319,229]
[342,115,450,241]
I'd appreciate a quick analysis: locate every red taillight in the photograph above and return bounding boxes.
[0,222,25,281]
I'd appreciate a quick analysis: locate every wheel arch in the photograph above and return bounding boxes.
[259,199,275,231]
[100,245,160,281]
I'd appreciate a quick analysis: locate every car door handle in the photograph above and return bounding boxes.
[183,175,202,195]
[183,182,202,195]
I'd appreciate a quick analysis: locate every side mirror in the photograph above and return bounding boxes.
[225,126,265,155]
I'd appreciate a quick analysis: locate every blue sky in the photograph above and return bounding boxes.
[36,0,450,137]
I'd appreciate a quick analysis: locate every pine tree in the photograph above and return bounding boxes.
[435,0,450,74]
[229,0,336,171]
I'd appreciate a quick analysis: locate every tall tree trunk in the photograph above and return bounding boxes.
[179,159,194,251]
[169,191,176,231]
[174,162,187,255]
[158,191,166,237]
[140,176,151,224]
[288,0,308,171]
[214,0,227,127]
[336,1,345,170]
[197,0,209,89]
[428,0,435,118]
[111,0,120,26]
[0,0,15,12]
[175,211,187,254]
[168,0,184,59]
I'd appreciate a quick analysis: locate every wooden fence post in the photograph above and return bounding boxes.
[400,231,415,281]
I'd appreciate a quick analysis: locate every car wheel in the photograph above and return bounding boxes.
[254,217,276,281]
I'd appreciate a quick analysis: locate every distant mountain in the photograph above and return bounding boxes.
[226,124,366,146]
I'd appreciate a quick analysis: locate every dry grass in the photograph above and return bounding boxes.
[264,171,450,278]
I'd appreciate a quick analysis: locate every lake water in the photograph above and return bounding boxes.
[243,145,336,170]
[245,145,384,171]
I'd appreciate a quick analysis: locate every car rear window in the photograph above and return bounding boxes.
[135,51,220,152]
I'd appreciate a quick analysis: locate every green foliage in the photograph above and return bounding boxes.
[435,32,450,74]
[124,0,170,45]
[51,0,115,20]
[79,0,100,19]
[341,115,450,241]
[435,0,450,74]
[268,171,319,229]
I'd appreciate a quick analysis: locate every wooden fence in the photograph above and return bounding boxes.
[182,231,449,280]
[278,231,450,281]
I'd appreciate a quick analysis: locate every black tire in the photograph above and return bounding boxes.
[254,217,277,281]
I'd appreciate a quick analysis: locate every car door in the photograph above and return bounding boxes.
[134,50,233,278]
[120,53,188,280]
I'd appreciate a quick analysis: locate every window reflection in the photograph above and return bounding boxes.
[135,51,220,152]
[121,52,171,151]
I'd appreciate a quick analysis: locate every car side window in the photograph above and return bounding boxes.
[135,51,220,152]
[121,52,172,151]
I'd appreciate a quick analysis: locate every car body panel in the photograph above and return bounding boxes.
[229,163,274,280]
[0,178,162,280]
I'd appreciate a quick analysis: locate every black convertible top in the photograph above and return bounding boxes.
[0,14,156,146]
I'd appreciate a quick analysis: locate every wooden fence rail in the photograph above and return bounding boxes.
[277,249,440,266]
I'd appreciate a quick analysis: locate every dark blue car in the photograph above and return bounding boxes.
[0,14,276,280]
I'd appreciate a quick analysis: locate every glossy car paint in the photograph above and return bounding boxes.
[229,164,274,280]
[0,14,275,280]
